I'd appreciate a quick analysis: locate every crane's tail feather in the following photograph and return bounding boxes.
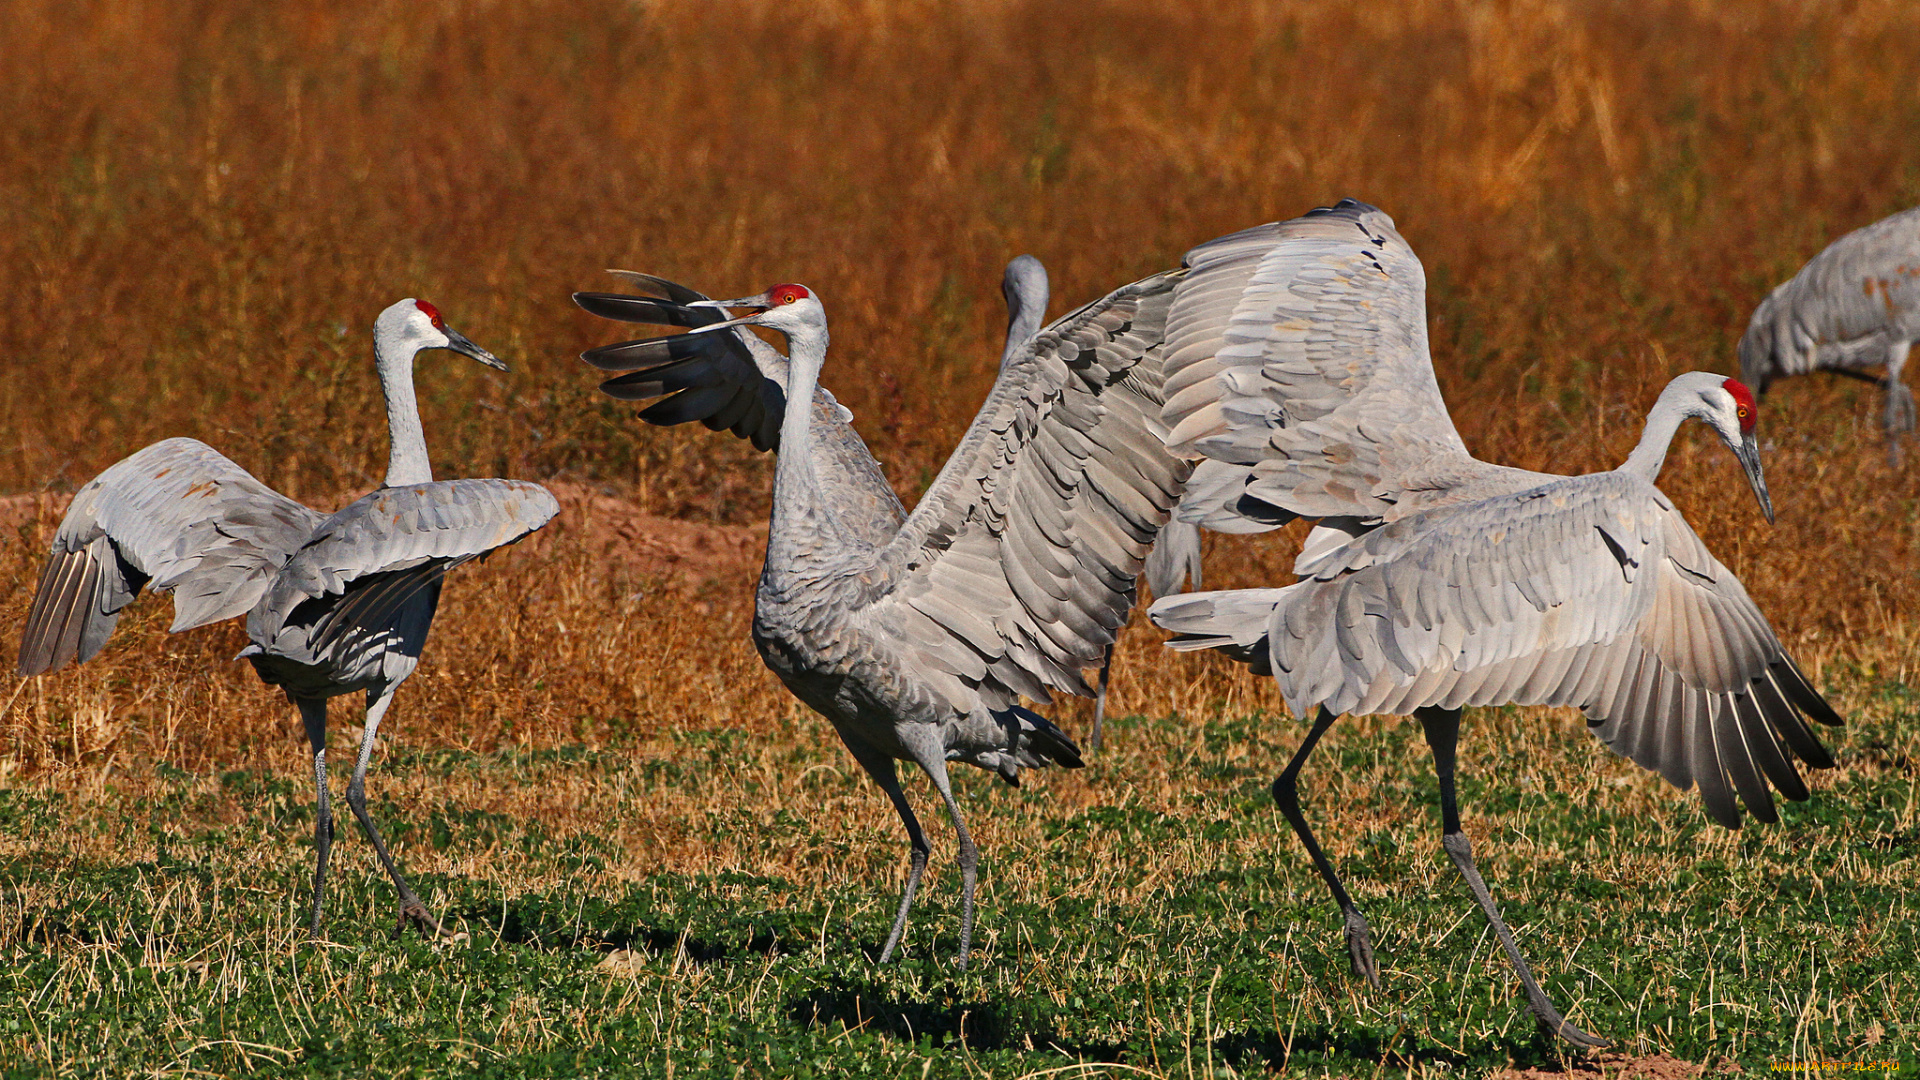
[1147,589,1289,676]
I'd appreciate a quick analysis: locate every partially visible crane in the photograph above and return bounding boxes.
[1740,205,1920,464]
[580,275,1195,970]
[18,299,558,937]
[1150,200,1842,1047]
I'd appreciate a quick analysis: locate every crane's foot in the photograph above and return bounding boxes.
[1343,909,1381,989]
[395,900,452,939]
[1526,994,1611,1050]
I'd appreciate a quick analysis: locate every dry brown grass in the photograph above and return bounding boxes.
[2,0,1913,771]
[0,5,1916,1068]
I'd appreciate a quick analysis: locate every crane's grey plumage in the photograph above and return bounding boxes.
[584,275,1194,969]
[1149,200,1840,1048]
[997,253,1205,749]
[1739,206,1920,464]
[19,298,558,936]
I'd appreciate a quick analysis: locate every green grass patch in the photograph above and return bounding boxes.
[2,687,1916,1078]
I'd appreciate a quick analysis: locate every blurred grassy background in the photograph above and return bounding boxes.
[0,0,1917,1074]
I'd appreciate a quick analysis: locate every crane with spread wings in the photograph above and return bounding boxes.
[18,298,558,937]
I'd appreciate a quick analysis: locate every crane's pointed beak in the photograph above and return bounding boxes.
[679,299,777,337]
[685,292,773,312]
[1734,430,1774,524]
[443,326,509,371]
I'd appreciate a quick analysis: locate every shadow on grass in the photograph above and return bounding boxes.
[783,983,1551,1069]
[1212,1024,1487,1073]
[785,973,1126,1058]
[451,895,783,961]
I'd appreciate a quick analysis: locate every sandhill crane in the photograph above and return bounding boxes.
[577,258,1200,756]
[1739,205,1920,464]
[18,299,558,937]
[1149,200,1842,1047]
[579,276,1194,969]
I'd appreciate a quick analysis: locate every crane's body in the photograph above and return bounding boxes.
[19,299,557,936]
[583,274,1194,968]
[1149,200,1840,1047]
[1739,205,1920,462]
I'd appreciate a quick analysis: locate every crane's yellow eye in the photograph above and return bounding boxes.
[1739,406,1749,418]
[782,294,797,304]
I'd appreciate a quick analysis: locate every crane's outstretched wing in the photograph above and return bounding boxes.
[246,479,558,669]
[1160,199,1544,525]
[848,271,1196,709]
[1739,207,1920,383]
[1152,470,1840,827]
[18,438,325,675]
[577,273,905,539]
[577,272,790,451]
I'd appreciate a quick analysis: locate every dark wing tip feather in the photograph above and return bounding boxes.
[583,331,733,373]
[1773,658,1845,730]
[1724,693,1780,825]
[604,271,712,307]
[18,548,95,676]
[573,292,705,328]
[1692,698,1742,829]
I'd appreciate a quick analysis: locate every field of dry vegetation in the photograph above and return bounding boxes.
[0,1,1916,1076]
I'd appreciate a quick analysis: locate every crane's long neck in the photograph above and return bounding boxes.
[765,321,832,577]
[1620,392,1690,482]
[375,325,433,487]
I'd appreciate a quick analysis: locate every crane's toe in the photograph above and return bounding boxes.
[1343,909,1380,989]
[396,901,450,939]
[1536,1009,1611,1050]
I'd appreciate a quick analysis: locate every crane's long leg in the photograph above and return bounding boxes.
[1883,341,1914,466]
[1272,706,1379,987]
[844,740,932,965]
[344,686,446,937]
[297,697,335,938]
[1089,645,1113,753]
[900,726,979,972]
[1417,707,1608,1049]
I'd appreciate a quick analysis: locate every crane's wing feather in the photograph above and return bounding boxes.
[580,274,906,542]
[247,479,558,661]
[1152,470,1839,827]
[18,438,324,675]
[1161,199,1541,524]
[578,272,866,452]
[578,276,788,452]
[856,271,1195,708]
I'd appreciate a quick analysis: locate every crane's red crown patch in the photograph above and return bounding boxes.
[1722,377,1757,432]
[414,299,446,330]
[768,284,810,305]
